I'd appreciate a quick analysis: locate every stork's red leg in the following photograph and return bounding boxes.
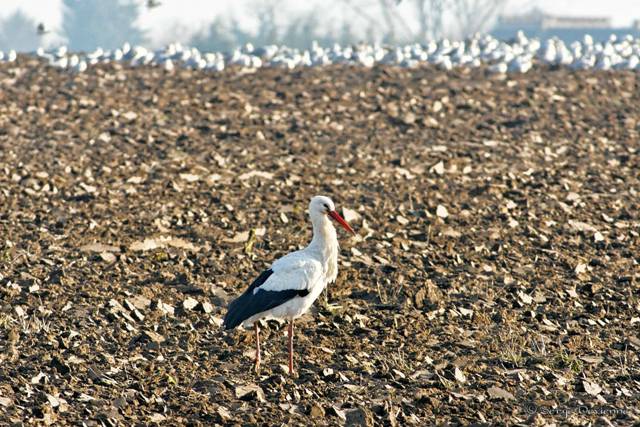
[254,323,261,373]
[288,320,294,375]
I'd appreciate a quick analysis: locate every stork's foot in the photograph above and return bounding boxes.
[254,359,261,374]
[283,364,298,378]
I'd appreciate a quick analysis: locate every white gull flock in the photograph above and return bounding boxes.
[4,31,640,74]
[223,196,355,375]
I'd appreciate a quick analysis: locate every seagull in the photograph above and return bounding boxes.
[36,23,49,36]
[223,196,355,375]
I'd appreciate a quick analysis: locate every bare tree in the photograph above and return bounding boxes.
[63,0,146,51]
[0,10,40,52]
[190,18,236,52]
[346,0,505,42]
[341,0,414,43]
[378,0,397,42]
[252,0,281,45]
[191,0,506,51]
[414,0,448,40]
[451,0,507,37]
[340,0,388,38]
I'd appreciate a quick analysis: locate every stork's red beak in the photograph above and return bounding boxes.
[328,210,356,235]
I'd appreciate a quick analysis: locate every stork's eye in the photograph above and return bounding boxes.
[323,203,329,211]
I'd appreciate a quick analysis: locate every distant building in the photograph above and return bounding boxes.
[491,7,628,44]
[496,7,611,31]
[633,19,640,30]
[540,15,610,30]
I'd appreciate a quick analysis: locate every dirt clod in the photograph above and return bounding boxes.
[0,60,638,425]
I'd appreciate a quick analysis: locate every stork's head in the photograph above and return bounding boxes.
[309,195,355,235]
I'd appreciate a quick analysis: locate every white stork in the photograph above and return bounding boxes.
[223,195,355,375]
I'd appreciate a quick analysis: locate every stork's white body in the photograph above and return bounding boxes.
[242,202,340,327]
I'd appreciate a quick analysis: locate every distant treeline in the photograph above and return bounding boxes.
[0,0,507,53]
[0,0,369,53]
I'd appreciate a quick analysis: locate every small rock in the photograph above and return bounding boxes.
[517,291,533,305]
[396,215,409,225]
[154,299,175,316]
[122,111,138,122]
[322,367,334,378]
[342,207,361,223]
[217,406,231,421]
[89,131,106,146]
[575,263,588,275]
[582,380,602,396]
[128,295,151,310]
[127,176,144,184]
[453,366,466,383]
[627,336,640,349]
[458,306,473,317]
[141,330,165,344]
[238,170,273,181]
[37,407,57,425]
[179,173,200,183]
[224,231,249,243]
[197,301,214,314]
[46,394,60,408]
[113,397,127,409]
[327,406,347,421]
[79,243,120,253]
[131,309,145,321]
[568,220,597,233]
[431,161,445,175]
[31,372,47,384]
[580,356,603,365]
[401,112,416,125]
[566,192,580,202]
[183,297,198,311]
[79,183,97,194]
[436,204,449,219]
[487,386,515,401]
[414,287,427,309]
[148,413,166,422]
[392,369,405,379]
[100,252,117,263]
[345,406,374,426]
[309,402,325,418]
[234,384,265,402]
[424,116,439,127]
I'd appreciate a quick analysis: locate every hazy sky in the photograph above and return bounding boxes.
[2,0,638,47]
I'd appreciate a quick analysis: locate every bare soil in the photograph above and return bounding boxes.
[0,59,639,426]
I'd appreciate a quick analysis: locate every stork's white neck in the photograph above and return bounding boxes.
[307,213,339,282]
[309,214,337,249]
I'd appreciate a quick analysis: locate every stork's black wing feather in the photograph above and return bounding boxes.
[223,286,309,330]
[223,269,311,330]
